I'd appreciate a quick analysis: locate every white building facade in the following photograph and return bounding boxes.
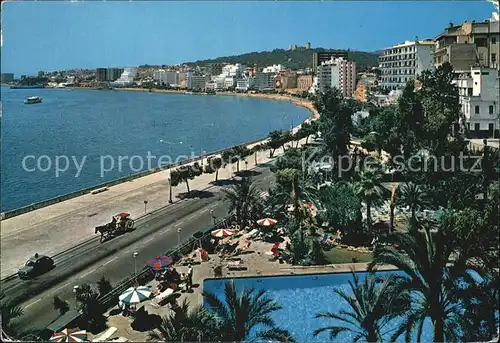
[110,67,137,87]
[153,70,179,86]
[262,64,284,73]
[455,66,499,138]
[316,57,356,97]
[379,40,435,90]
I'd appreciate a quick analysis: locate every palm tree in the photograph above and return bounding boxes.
[1,291,40,340]
[397,182,429,229]
[222,176,262,229]
[369,225,466,342]
[313,272,410,342]
[354,168,386,231]
[389,183,398,232]
[148,299,218,342]
[203,281,295,342]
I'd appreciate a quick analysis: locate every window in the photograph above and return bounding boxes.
[475,123,480,132]
[489,105,494,114]
[475,106,480,114]
[468,88,473,96]
[492,53,497,63]
[492,37,497,45]
[467,123,471,131]
[489,123,494,132]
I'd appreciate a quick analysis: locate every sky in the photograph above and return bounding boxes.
[1,1,496,76]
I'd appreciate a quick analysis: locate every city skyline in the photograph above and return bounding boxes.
[1,1,496,75]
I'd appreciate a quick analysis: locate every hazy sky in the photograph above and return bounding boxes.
[1,1,496,76]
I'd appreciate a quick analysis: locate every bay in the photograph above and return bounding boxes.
[0,87,309,212]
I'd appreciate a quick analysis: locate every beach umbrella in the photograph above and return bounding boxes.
[145,255,173,271]
[257,218,278,226]
[117,212,130,217]
[49,328,87,342]
[211,228,236,238]
[119,286,151,305]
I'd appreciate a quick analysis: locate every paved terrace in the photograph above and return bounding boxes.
[89,236,394,342]
[0,140,277,278]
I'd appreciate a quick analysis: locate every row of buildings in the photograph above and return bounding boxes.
[377,10,499,138]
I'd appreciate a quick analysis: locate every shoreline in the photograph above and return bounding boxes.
[1,89,318,218]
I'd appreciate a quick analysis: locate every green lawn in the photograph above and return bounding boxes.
[324,247,373,264]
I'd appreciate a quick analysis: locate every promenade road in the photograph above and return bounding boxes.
[0,140,287,278]
[10,165,276,330]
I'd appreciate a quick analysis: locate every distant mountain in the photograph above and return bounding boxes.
[185,47,380,71]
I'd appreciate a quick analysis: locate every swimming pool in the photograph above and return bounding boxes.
[203,271,433,342]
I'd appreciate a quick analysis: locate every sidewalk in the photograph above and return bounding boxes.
[0,139,305,278]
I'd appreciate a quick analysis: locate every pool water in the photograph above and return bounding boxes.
[203,272,433,342]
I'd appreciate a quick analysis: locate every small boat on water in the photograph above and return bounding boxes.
[24,96,42,104]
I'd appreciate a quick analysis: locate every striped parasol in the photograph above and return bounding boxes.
[119,286,152,304]
[145,256,173,271]
[211,228,237,238]
[49,328,87,342]
[257,218,277,226]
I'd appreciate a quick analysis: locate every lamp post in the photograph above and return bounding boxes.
[73,285,80,310]
[177,227,182,246]
[143,200,148,214]
[210,209,215,225]
[133,252,138,277]
[245,160,248,171]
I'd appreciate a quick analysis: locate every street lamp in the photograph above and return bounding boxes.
[245,160,248,171]
[177,227,182,246]
[210,209,215,225]
[133,252,139,277]
[143,200,148,213]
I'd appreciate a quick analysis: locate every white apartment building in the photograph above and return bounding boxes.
[153,69,179,86]
[221,64,245,77]
[110,67,137,87]
[262,64,284,73]
[379,40,435,90]
[252,73,275,90]
[316,57,356,97]
[236,78,255,91]
[455,66,499,138]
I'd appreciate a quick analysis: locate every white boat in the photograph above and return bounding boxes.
[24,96,42,104]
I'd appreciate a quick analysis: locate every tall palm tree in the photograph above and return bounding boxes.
[222,176,262,229]
[369,225,466,342]
[313,272,410,342]
[354,168,386,232]
[203,281,295,342]
[148,299,218,342]
[389,183,398,232]
[397,182,430,229]
[0,291,39,340]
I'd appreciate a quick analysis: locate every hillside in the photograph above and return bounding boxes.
[186,47,379,71]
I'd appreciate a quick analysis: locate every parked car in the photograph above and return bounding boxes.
[18,253,54,279]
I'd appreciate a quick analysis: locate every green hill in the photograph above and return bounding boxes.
[185,47,379,72]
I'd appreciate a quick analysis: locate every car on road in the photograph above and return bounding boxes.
[18,253,54,279]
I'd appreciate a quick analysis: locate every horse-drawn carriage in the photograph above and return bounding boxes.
[95,212,135,242]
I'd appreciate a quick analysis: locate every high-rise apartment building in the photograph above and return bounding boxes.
[379,40,435,90]
[316,57,356,97]
[153,70,179,86]
[96,68,107,82]
[106,68,124,82]
[312,51,349,75]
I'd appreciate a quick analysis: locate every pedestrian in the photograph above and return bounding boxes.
[187,264,193,290]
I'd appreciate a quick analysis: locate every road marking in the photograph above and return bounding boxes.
[144,237,154,243]
[78,268,97,279]
[52,281,72,293]
[24,298,42,309]
[102,256,118,267]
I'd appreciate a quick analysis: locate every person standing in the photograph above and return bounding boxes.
[187,264,193,290]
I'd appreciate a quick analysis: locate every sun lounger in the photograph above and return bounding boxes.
[226,260,247,270]
[93,327,117,342]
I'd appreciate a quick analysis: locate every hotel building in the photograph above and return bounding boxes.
[316,57,356,97]
[379,40,435,90]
